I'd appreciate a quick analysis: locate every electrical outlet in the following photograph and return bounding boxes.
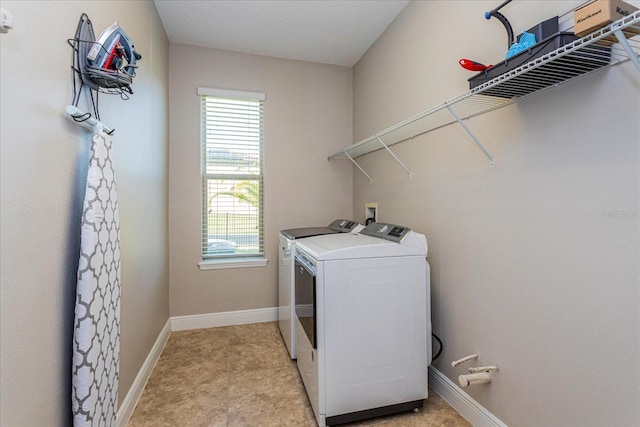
[365,203,378,225]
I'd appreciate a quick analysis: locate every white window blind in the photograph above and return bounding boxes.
[199,87,265,260]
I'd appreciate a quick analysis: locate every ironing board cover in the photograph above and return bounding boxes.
[72,131,121,426]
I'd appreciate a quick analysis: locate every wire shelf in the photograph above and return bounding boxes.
[328,11,640,174]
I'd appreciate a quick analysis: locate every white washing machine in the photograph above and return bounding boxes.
[278,219,361,359]
[294,222,431,427]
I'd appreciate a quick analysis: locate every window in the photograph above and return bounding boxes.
[198,87,265,266]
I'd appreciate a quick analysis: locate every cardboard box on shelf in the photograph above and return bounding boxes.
[574,0,638,38]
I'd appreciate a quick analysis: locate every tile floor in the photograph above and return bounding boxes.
[127,322,471,427]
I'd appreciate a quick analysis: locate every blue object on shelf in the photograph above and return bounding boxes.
[505,31,537,59]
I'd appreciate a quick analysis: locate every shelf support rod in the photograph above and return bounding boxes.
[612,28,640,72]
[446,104,495,168]
[344,151,373,183]
[375,135,413,177]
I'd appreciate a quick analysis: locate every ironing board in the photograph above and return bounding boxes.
[71,131,121,426]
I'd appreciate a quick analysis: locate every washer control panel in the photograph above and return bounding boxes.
[360,222,411,243]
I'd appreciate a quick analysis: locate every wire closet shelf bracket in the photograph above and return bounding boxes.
[328,11,640,182]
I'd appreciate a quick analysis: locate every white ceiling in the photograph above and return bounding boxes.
[153,0,409,67]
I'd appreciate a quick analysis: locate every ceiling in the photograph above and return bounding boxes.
[154,0,409,67]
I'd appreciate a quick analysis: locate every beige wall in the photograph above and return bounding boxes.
[352,1,639,426]
[0,1,169,425]
[168,45,353,316]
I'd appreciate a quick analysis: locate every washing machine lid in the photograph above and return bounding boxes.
[280,219,359,240]
[296,223,427,260]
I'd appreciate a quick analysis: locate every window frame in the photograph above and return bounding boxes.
[197,87,267,270]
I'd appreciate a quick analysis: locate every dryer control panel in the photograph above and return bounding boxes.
[360,222,411,243]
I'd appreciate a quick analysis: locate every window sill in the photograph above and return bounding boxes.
[198,257,268,271]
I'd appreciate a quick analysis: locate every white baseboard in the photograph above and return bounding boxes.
[116,319,171,427]
[170,306,279,331]
[429,366,507,427]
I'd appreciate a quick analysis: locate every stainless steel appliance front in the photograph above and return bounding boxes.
[294,254,316,349]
